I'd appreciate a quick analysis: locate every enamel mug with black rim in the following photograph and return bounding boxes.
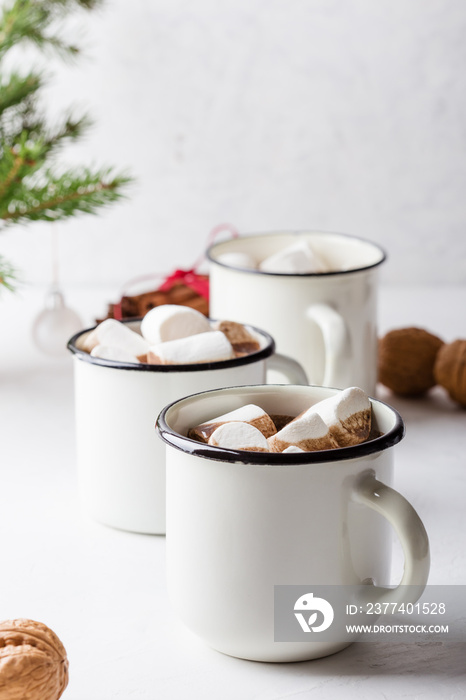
[207,231,386,395]
[67,320,307,535]
[157,384,430,662]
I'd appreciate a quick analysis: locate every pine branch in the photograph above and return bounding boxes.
[0,115,94,203]
[0,132,50,202]
[15,113,92,152]
[0,0,134,294]
[40,0,104,11]
[0,167,132,224]
[0,254,17,292]
[0,72,43,117]
[2,108,92,151]
[0,149,23,200]
[0,0,104,61]
[41,113,92,149]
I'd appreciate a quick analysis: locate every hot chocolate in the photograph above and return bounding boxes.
[188,387,375,454]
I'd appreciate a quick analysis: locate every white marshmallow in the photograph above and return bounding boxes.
[311,387,371,447]
[147,330,234,365]
[282,445,306,454]
[140,304,211,345]
[259,240,329,274]
[208,422,269,452]
[198,404,269,425]
[268,411,338,453]
[188,403,277,443]
[90,345,140,364]
[83,319,149,358]
[216,252,257,270]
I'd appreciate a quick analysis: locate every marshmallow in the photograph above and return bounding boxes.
[90,345,140,364]
[211,320,261,355]
[188,403,277,443]
[208,422,269,452]
[311,386,371,447]
[147,330,234,365]
[259,240,329,274]
[268,411,338,453]
[282,445,306,454]
[216,252,257,269]
[83,319,149,359]
[140,305,211,345]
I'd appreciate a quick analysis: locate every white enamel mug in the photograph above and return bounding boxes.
[157,384,430,662]
[208,231,386,394]
[67,320,307,534]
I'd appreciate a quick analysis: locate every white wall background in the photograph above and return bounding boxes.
[2,0,466,291]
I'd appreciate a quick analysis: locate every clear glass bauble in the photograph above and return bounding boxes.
[32,288,83,357]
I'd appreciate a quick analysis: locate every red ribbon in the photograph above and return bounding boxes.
[112,223,239,320]
[158,268,209,299]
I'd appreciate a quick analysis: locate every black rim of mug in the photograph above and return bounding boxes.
[206,230,387,277]
[67,318,276,372]
[156,385,405,465]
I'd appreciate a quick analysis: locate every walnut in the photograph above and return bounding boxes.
[434,340,466,407]
[378,327,444,396]
[0,619,68,700]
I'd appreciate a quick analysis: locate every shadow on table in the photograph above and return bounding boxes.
[375,385,462,422]
[272,640,466,678]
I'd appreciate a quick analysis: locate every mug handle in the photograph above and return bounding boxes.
[266,353,308,385]
[306,303,351,388]
[352,470,430,605]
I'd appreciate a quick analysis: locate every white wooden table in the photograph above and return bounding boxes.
[1,284,465,699]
